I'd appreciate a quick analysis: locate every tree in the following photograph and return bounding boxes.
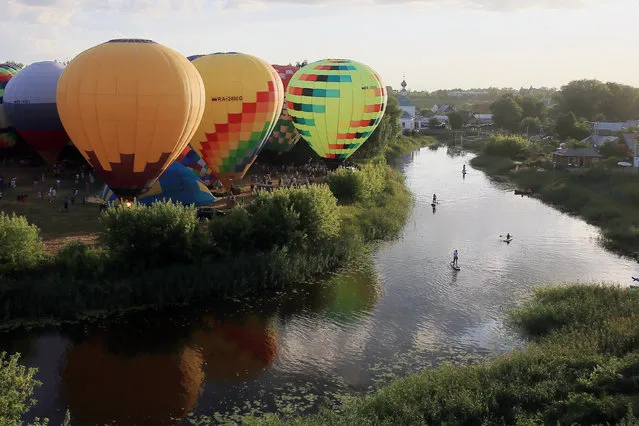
[519,95,547,121]
[294,60,308,68]
[428,117,442,128]
[599,140,630,159]
[447,111,465,130]
[2,61,24,69]
[490,94,523,132]
[555,112,591,141]
[553,79,612,121]
[600,82,639,121]
[520,117,542,136]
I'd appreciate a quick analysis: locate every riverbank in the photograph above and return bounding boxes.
[234,283,639,425]
[468,135,639,260]
[0,142,421,330]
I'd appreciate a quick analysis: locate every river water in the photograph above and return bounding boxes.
[4,146,637,426]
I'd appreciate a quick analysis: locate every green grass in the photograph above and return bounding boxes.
[215,283,639,425]
[383,135,438,162]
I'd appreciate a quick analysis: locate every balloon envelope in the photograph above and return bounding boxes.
[175,145,215,184]
[0,64,20,149]
[262,65,301,153]
[100,162,215,206]
[188,52,284,187]
[56,39,206,199]
[286,59,387,160]
[3,61,69,163]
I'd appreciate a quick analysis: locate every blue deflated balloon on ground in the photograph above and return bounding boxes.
[100,162,215,206]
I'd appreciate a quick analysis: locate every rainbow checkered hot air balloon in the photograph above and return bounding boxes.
[0,63,20,149]
[262,65,301,153]
[175,145,215,184]
[286,59,387,161]
[187,52,284,188]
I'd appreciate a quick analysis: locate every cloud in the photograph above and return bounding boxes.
[2,0,206,25]
[220,0,593,11]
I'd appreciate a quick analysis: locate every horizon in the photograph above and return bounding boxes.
[2,0,638,91]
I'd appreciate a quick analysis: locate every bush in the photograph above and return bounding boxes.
[0,212,46,275]
[98,201,204,270]
[208,207,254,256]
[327,163,386,203]
[0,352,41,425]
[483,134,531,160]
[56,242,109,281]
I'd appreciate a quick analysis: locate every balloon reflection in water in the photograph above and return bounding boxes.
[60,336,204,426]
[191,315,279,382]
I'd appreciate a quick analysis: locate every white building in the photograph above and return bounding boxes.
[398,78,417,131]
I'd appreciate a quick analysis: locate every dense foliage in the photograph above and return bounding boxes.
[0,213,46,275]
[327,163,386,203]
[481,134,531,160]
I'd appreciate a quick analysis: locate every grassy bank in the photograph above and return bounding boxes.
[0,159,413,329]
[469,135,639,259]
[221,283,639,425]
[382,135,438,162]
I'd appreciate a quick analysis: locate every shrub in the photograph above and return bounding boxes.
[0,212,46,275]
[98,200,203,269]
[208,207,254,256]
[0,352,41,425]
[286,184,341,242]
[327,163,386,203]
[56,242,109,281]
[483,134,531,160]
[247,191,304,250]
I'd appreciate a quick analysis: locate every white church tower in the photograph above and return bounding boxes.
[398,75,417,131]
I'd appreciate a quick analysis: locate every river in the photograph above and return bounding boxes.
[4,146,637,425]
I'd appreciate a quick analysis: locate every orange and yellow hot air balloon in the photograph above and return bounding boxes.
[56,39,206,200]
[188,53,284,188]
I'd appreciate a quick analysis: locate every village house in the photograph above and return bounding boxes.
[431,104,455,114]
[552,147,603,167]
[472,114,493,126]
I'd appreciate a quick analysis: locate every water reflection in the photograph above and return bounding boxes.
[60,336,204,426]
[191,315,278,383]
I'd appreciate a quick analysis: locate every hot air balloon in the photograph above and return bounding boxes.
[60,336,204,426]
[3,61,69,163]
[188,52,284,188]
[56,39,206,201]
[286,59,387,162]
[100,162,215,206]
[262,65,301,153]
[175,145,215,184]
[191,315,278,382]
[0,63,20,149]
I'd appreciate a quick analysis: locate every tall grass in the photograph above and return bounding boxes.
[242,283,639,425]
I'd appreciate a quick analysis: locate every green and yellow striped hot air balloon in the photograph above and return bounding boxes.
[286,59,387,160]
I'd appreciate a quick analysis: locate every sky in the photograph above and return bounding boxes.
[2,0,638,92]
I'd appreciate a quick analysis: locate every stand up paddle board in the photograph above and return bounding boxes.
[450,262,460,271]
[431,203,437,207]
[503,237,513,243]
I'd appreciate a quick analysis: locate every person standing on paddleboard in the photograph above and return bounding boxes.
[452,249,459,267]
[433,194,437,204]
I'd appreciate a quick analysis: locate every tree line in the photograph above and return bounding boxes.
[488,79,639,141]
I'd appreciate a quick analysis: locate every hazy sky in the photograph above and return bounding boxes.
[2,0,637,91]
